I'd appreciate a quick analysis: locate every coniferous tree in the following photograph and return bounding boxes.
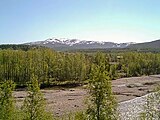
[86,64,117,120]
[0,80,16,120]
[22,74,53,120]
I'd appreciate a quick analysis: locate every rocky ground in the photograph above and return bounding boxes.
[13,75,160,119]
[118,94,148,120]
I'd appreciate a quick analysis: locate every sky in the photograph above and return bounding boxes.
[1,0,160,44]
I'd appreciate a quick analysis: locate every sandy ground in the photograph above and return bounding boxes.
[13,75,160,117]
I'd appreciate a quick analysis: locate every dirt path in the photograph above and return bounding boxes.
[13,75,160,116]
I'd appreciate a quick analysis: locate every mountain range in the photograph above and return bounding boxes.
[25,37,135,51]
[24,37,160,51]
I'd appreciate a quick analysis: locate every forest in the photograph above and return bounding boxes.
[1,48,160,87]
[1,48,160,120]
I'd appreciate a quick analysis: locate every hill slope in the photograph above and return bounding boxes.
[128,40,160,49]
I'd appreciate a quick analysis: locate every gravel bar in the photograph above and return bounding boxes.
[118,93,153,120]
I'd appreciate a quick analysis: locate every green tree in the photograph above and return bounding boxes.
[0,80,16,120]
[22,74,53,120]
[109,65,118,80]
[86,64,117,120]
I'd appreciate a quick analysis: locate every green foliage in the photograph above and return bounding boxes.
[86,53,117,120]
[0,49,91,87]
[0,80,16,120]
[1,49,160,87]
[74,111,87,120]
[22,74,53,120]
[119,52,160,77]
[109,65,118,80]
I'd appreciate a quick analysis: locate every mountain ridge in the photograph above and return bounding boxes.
[127,39,160,49]
[25,37,135,51]
[24,37,160,51]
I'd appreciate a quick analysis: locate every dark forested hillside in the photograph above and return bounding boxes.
[0,44,44,51]
[128,40,160,49]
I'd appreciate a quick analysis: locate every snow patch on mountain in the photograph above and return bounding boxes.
[42,38,109,46]
[25,37,136,50]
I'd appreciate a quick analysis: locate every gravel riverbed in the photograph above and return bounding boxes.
[118,93,156,120]
[14,75,160,119]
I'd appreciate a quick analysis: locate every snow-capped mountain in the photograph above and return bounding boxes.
[25,37,135,51]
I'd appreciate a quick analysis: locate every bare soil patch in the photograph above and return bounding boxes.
[13,75,160,116]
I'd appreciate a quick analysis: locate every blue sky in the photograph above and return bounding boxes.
[1,0,160,44]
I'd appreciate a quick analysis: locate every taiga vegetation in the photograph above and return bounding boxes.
[1,48,160,119]
[1,48,160,87]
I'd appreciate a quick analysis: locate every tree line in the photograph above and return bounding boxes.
[1,49,160,87]
[0,44,44,51]
[0,49,91,87]
[119,52,160,77]
[0,48,118,87]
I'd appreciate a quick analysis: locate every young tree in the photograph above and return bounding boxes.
[86,64,117,120]
[22,74,53,120]
[0,80,16,120]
